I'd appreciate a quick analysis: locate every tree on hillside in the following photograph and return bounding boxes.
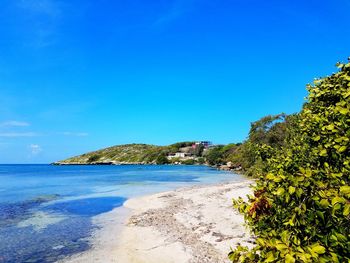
[226,114,298,176]
[155,153,170,165]
[193,144,205,157]
[87,154,101,163]
[249,114,286,145]
[206,146,224,165]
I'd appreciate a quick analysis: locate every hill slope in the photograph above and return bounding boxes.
[54,142,195,165]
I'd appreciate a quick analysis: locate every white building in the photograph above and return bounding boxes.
[167,152,192,159]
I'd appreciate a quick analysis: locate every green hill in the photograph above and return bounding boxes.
[54,142,196,165]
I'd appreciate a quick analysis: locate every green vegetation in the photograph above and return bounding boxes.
[197,157,206,164]
[87,154,101,163]
[57,144,165,164]
[205,145,224,165]
[155,153,170,165]
[168,141,195,152]
[229,61,350,262]
[204,114,297,175]
[193,143,205,157]
[182,159,196,165]
[56,142,202,165]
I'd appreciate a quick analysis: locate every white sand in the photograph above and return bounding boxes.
[62,179,255,263]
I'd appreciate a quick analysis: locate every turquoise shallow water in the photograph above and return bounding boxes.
[0,164,244,262]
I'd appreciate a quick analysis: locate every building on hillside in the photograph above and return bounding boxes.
[167,152,192,159]
[192,141,212,148]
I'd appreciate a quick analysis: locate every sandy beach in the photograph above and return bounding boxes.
[62,179,255,263]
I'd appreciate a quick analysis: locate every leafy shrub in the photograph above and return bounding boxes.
[197,157,205,164]
[155,154,170,165]
[182,159,195,165]
[230,61,350,262]
[227,114,299,176]
[205,145,225,165]
[87,154,101,163]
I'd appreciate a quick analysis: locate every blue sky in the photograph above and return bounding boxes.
[0,0,349,163]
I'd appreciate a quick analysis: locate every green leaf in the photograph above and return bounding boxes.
[256,238,265,246]
[335,137,349,143]
[288,186,296,194]
[311,244,326,254]
[340,186,350,195]
[265,252,275,262]
[335,233,347,242]
[338,146,347,153]
[326,124,335,131]
[331,253,339,263]
[338,107,349,115]
[343,203,350,216]
[305,169,312,177]
[319,199,330,208]
[331,196,345,205]
[316,211,325,221]
[313,135,321,141]
[280,231,289,244]
[276,187,285,196]
[320,149,327,156]
[275,243,288,251]
[318,190,326,198]
[285,254,296,263]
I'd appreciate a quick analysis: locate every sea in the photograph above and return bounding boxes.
[0,164,245,263]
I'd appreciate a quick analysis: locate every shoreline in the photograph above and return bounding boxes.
[62,179,255,263]
[51,162,242,171]
[51,163,244,176]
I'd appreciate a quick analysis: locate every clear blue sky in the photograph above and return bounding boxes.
[0,0,349,163]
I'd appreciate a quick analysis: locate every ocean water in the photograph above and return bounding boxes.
[0,164,244,263]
